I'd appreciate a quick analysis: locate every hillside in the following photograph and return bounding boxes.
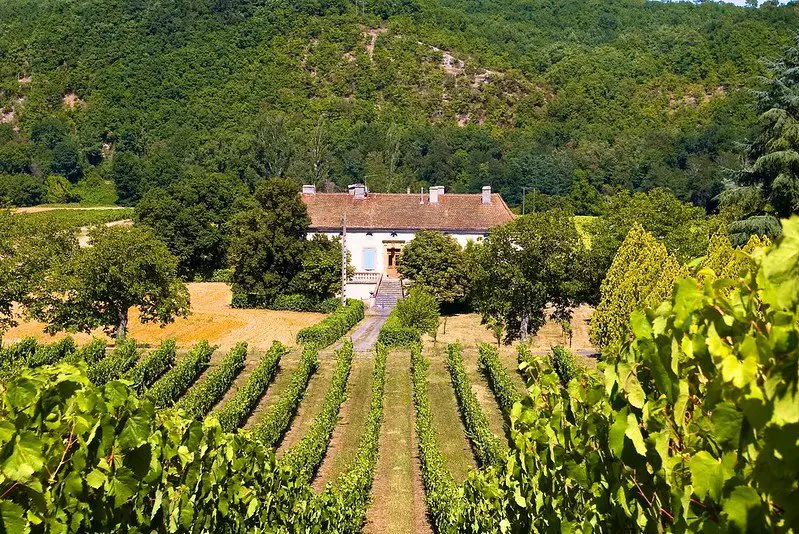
[0,0,796,207]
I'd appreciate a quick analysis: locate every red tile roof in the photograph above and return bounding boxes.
[301,192,515,232]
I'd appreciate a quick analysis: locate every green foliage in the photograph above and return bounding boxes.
[469,209,587,342]
[0,175,45,206]
[295,299,364,347]
[213,341,286,433]
[144,340,214,409]
[477,343,522,414]
[14,208,133,231]
[251,345,318,447]
[279,341,353,483]
[590,224,687,355]
[267,294,340,313]
[397,230,469,304]
[446,343,506,468]
[288,234,351,303]
[71,338,108,365]
[699,232,770,280]
[549,345,578,387]
[86,338,139,386]
[0,337,38,369]
[135,173,246,277]
[174,342,246,420]
[123,339,177,393]
[377,309,422,347]
[394,287,440,336]
[28,336,77,367]
[28,224,190,338]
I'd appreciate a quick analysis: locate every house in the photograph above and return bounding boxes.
[300,183,514,303]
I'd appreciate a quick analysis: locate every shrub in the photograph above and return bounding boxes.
[279,341,353,483]
[211,268,233,283]
[394,288,439,336]
[124,339,177,393]
[377,311,421,347]
[87,338,140,386]
[174,342,247,419]
[74,338,108,364]
[145,340,214,409]
[549,344,578,386]
[251,345,318,447]
[295,299,364,347]
[29,337,77,367]
[445,344,506,467]
[477,343,522,415]
[0,337,38,367]
[214,341,287,432]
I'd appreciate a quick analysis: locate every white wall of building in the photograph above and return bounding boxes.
[311,230,486,273]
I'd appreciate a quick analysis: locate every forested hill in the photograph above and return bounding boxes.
[0,0,796,208]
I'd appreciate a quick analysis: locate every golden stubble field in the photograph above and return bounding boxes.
[3,282,324,350]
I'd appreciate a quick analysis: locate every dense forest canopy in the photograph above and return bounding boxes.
[0,0,797,207]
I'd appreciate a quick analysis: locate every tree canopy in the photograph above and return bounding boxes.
[397,230,469,304]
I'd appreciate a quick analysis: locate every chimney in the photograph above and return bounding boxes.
[302,184,316,195]
[482,185,492,204]
[429,186,444,204]
[348,183,367,199]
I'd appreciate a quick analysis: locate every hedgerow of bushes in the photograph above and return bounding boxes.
[231,291,340,313]
[123,339,177,393]
[477,343,522,414]
[445,343,506,468]
[87,338,139,386]
[279,341,354,483]
[377,310,421,347]
[174,342,247,419]
[295,299,364,347]
[213,341,286,433]
[251,345,318,447]
[145,340,214,409]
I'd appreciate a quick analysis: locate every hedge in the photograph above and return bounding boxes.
[29,337,77,367]
[74,338,108,365]
[279,341,353,483]
[445,343,506,468]
[377,310,420,347]
[295,299,364,347]
[313,342,388,530]
[145,340,214,409]
[87,338,140,386]
[251,345,318,447]
[174,342,247,419]
[477,343,522,415]
[231,291,340,313]
[0,337,39,380]
[213,341,287,432]
[124,339,177,393]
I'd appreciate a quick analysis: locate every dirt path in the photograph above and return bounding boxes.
[11,205,128,214]
[461,347,509,446]
[425,345,476,483]
[351,314,389,353]
[275,350,337,454]
[365,349,432,534]
[311,354,375,491]
[498,346,527,394]
[243,349,302,430]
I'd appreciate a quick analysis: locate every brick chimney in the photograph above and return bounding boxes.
[302,184,316,195]
[429,186,444,204]
[482,185,492,204]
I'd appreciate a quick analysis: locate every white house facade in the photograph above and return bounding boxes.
[300,183,515,304]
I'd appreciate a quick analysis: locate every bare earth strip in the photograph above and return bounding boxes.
[311,353,375,491]
[275,351,338,454]
[365,349,432,534]
[460,347,509,447]
[243,349,303,430]
[425,345,477,483]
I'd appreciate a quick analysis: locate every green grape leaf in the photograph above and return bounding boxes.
[0,501,27,533]
[689,451,725,502]
[711,402,744,448]
[722,485,767,534]
[2,432,44,482]
[625,413,647,456]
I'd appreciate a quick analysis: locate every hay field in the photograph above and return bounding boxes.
[4,282,324,350]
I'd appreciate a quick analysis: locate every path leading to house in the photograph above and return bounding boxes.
[350,313,389,352]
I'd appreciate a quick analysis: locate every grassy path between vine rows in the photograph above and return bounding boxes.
[498,346,527,394]
[461,347,509,447]
[425,345,476,483]
[365,349,432,534]
[211,346,271,414]
[275,351,338,454]
[311,353,375,491]
[242,349,303,430]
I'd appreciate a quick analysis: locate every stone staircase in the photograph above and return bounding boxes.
[373,277,403,315]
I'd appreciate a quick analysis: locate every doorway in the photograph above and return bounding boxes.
[385,246,402,277]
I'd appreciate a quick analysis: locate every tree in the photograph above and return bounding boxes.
[227,178,310,305]
[248,112,295,184]
[289,234,350,301]
[28,225,190,338]
[469,210,587,342]
[135,172,246,277]
[394,287,440,337]
[397,230,469,304]
[718,36,799,245]
[589,224,687,355]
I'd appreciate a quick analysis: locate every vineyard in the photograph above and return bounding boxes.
[1,219,799,532]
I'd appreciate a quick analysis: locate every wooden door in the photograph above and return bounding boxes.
[385,247,401,277]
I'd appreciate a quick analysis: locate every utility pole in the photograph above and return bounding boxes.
[341,215,347,306]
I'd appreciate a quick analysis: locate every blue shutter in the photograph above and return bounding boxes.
[363,248,376,271]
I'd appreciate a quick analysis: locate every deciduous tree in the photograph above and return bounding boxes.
[397,230,469,304]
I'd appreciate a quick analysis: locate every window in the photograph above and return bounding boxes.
[363,247,376,271]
